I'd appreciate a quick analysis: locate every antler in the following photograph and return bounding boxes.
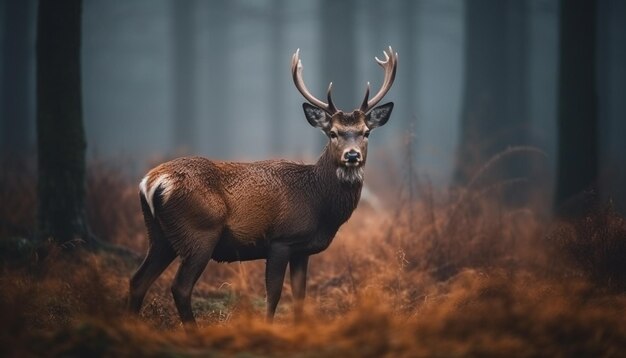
[292,49,338,115]
[360,46,398,113]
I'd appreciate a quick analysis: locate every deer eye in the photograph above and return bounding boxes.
[364,131,370,138]
[329,131,338,139]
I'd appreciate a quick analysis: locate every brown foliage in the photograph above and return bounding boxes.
[2,155,626,356]
[0,157,36,238]
[549,204,626,291]
[84,158,146,252]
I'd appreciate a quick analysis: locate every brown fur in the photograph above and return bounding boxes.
[149,148,361,260]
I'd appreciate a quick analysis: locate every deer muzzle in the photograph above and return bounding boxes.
[342,149,362,166]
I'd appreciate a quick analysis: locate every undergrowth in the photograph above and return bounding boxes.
[1,154,626,357]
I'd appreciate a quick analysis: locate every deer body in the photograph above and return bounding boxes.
[129,47,397,326]
[141,151,360,263]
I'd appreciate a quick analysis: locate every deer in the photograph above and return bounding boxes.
[129,46,397,327]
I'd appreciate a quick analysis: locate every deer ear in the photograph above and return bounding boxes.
[303,103,330,130]
[366,102,394,129]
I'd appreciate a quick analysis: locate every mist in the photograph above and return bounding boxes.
[1,0,625,205]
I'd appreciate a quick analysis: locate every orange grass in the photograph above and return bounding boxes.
[1,156,626,356]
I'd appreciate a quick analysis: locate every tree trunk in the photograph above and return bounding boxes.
[205,1,230,158]
[597,0,626,213]
[455,0,529,185]
[320,0,356,147]
[1,0,33,155]
[400,0,418,126]
[172,0,197,153]
[270,0,285,156]
[36,0,91,245]
[400,0,418,154]
[320,0,357,108]
[554,0,598,216]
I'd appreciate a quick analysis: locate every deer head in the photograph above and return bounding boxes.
[291,46,397,182]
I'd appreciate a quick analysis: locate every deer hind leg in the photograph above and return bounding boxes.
[170,228,221,328]
[129,240,176,313]
[129,196,176,313]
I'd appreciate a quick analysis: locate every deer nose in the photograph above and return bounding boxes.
[344,150,361,163]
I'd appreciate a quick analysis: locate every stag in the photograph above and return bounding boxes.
[129,47,397,326]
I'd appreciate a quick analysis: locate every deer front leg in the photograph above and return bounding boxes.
[265,243,290,322]
[289,254,309,322]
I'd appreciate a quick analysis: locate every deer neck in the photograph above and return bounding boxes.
[313,144,363,222]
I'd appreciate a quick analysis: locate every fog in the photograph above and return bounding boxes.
[1,0,625,203]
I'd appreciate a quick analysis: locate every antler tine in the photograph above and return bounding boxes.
[291,49,337,115]
[361,46,398,113]
[326,82,337,114]
[359,82,370,112]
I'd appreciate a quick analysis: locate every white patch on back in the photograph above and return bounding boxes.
[139,174,175,215]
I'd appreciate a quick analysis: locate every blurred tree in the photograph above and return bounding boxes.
[172,0,197,153]
[320,0,356,147]
[554,0,598,216]
[455,0,530,185]
[1,0,33,154]
[205,1,231,158]
[270,0,285,155]
[36,0,92,246]
[400,0,418,153]
[597,0,626,213]
[365,0,383,54]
